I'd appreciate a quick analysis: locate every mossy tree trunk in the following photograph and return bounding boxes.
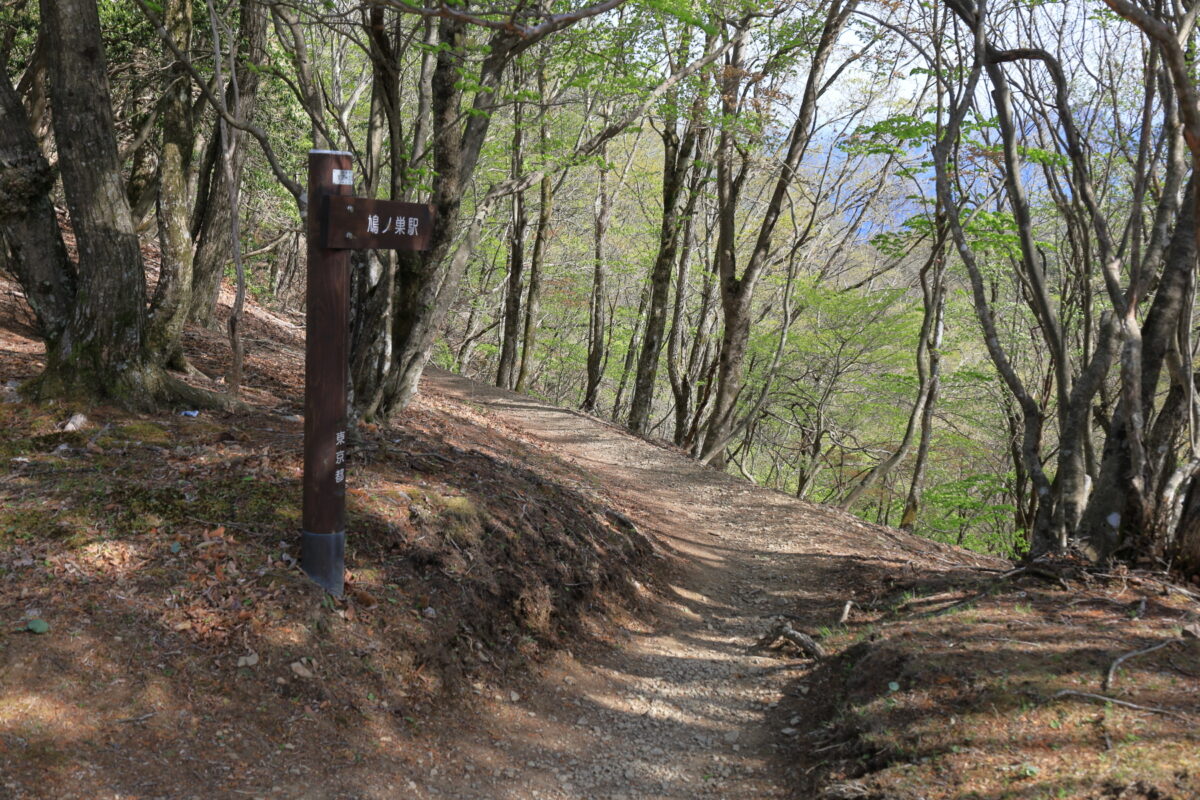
[0,0,230,410]
[146,0,196,364]
[36,0,150,400]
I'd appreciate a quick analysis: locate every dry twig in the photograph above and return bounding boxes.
[1104,640,1182,692]
[1051,689,1191,721]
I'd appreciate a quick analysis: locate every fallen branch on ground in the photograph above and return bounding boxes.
[1103,640,1182,692]
[751,620,825,659]
[1050,689,1191,721]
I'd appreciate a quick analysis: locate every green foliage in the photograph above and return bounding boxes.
[841,114,937,158]
[632,0,716,35]
[921,472,1024,558]
[963,208,1022,260]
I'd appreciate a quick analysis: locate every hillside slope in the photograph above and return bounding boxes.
[2,280,1198,800]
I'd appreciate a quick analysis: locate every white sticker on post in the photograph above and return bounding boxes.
[332,169,354,186]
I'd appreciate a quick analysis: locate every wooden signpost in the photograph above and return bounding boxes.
[301,150,433,596]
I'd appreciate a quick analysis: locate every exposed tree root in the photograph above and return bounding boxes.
[21,361,245,413]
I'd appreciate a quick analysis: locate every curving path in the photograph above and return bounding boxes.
[384,368,988,800]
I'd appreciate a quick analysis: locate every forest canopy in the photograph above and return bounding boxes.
[3,0,1200,577]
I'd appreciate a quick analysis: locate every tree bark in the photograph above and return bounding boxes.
[188,0,267,326]
[146,0,195,364]
[628,88,706,433]
[0,69,74,347]
[582,142,611,411]
[497,68,527,390]
[35,0,149,397]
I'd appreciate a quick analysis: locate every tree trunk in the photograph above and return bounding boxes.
[628,95,704,434]
[666,150,709,445]
[514,115,556,394]
[701,0,857,465]
[34,0,149,397]
[0,69,74,347]
[613,281,651,421]
[1079,175,1197,559]
[497,73,526,390]
[188,0,267,326]
[582,144,610,411]
[841,236,947,511]
[146,0,195,364]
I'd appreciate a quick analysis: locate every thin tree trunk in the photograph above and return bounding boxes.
[515,67,557,394]
[701,0,858,466]
[900,294,944,532]
[583,142,611,411]
[613,281,651,421]
[840,232,947,510]
[628,88,706,433]
[497,68,526,390]
[188,0,267,326]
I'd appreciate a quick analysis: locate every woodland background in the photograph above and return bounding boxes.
[4,0,1200,577]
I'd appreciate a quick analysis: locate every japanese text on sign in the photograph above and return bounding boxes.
[323,197,433,251]
[335,430,346,483]
[366,215,420,236]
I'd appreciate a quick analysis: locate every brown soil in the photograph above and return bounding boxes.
[1,276,1198,800]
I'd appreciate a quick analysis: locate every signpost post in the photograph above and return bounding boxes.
[301,149,434,595]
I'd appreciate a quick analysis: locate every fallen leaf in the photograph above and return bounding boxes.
[347,586,378,609]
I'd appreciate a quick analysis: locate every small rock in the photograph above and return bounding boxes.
[510,691,520,702]
[423,606,437,619]
[723,730,739,743]
[62,413,88,432]
[780,727,798,735]
[237,651,259,668]
[290,661,314,679]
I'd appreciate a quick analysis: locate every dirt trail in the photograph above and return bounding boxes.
[393,369,989,800]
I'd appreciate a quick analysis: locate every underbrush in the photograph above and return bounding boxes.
[776,567,1200,800]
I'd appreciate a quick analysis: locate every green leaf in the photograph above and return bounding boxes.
[26,619,49,634]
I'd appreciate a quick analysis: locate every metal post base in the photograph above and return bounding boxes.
[301,530,345,596]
